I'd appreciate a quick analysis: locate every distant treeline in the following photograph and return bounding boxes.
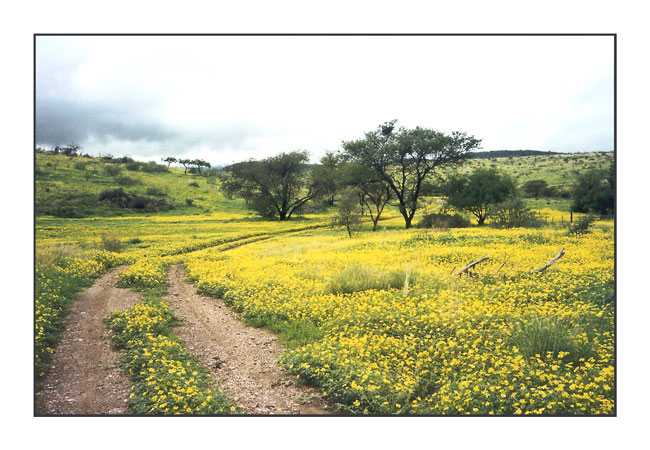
[469,150,560,159]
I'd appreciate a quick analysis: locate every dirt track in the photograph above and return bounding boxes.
[165,264,329,414]
[35,267,140,415]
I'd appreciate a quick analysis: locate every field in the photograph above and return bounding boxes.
[35,151,615,415]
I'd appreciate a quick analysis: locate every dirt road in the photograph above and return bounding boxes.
[165,264,329,415]
[35,267,140,415]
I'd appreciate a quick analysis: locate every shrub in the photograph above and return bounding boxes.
[512,317,596,366]
[146,186,168,197]
[104,165,122,176]
[74,161,87,170]
[567,214,598,235]
[141,161,169,173]
[100,233,123,252]
[492,196,543,228]
[416,212,470,229]
[99,187,127,201]
[185,198,195,206]
[116,175,139,186]
[188,181,200,188]
[125,161,141,171]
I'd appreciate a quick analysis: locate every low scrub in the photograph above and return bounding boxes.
[416,212,470,229]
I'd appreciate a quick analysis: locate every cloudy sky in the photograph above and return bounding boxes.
[36,35,614,166]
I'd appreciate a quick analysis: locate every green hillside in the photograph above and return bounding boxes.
[35,150,613,219]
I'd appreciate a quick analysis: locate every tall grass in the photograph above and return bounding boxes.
[326,263,415,294]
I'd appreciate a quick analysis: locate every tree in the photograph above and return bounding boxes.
[221,150,322,220]
[445,167,517,225]
[342,120,481,228]
[54,144,82,156]
[570,164,614,215]
[191,159,211,174]
[162,156,177,167]
[312,151,340,205]
[522,179,549,198]
[334,187,363,237]
[338,161,391,231]
[178,158,191,174]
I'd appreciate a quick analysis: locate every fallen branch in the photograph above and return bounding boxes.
[531,248,565,273]
[492,255,511,276]
[457,256,490,277]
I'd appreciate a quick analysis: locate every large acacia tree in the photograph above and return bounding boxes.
[221,150,322,220]
[342,120,481,228]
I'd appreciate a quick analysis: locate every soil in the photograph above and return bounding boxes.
[35,266,141,415]
[165,264,330,415]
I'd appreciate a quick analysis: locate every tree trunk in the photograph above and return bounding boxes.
[372,217,379,231]
[477,216,486,226]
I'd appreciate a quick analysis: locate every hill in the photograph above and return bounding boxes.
[35,149,614,218]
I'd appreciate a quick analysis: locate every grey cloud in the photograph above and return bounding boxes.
[35,96,265,159]
[36,97,178,146]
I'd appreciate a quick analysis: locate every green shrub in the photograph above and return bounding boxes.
[188,181,200,188]
[104,165,122,176]
[141,161,169,173]
[125,161,141,171]
[512,317,596,366]
[492,196,543,228]
[567,214,598,235]
[185,198,195,206]
[100,233,123,252]
[146,186,168,197]
[116,175,139,186]
[416,212,470,229]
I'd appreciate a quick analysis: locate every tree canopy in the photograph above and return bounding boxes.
[341,120,481,228]
[221,150,322,220]
[445,167,517,225]
[570,164,614,215]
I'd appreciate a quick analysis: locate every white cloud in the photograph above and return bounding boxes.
[36,35,614,165]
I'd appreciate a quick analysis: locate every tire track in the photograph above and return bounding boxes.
[35,266,141,415]
[165,264,329,415]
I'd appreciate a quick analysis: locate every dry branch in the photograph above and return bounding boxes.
[456,256,490,276]
[532,248,565,273]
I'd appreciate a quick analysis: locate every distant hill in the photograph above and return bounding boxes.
[470,150,560,159]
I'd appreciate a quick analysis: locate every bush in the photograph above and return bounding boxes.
[512,317,596,366]
[416,212,470,229]
[188,181,200,188]
[100,233,123,252]
[74,161,87,170]
[492,196,543,228]
[141,161,169,173]
[146,186,168,197]
[567,214,598,235]
[104,165,122,176]
[185,198,195,206]
[125,161,141,171]
[99,187,127,201]
[115,175,139,186]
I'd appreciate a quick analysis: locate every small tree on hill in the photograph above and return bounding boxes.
[162,156,177,167]
[178,158,191,174]
[338,161,391,231]
[191,159,211,174]
[445,167,517,225]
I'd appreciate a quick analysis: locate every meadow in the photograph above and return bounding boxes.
[35,150,615,415]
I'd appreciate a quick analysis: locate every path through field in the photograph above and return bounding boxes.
[35,267,140,415]
[165,264,329,414]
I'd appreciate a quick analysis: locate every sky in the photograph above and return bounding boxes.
[35,35,614,166]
